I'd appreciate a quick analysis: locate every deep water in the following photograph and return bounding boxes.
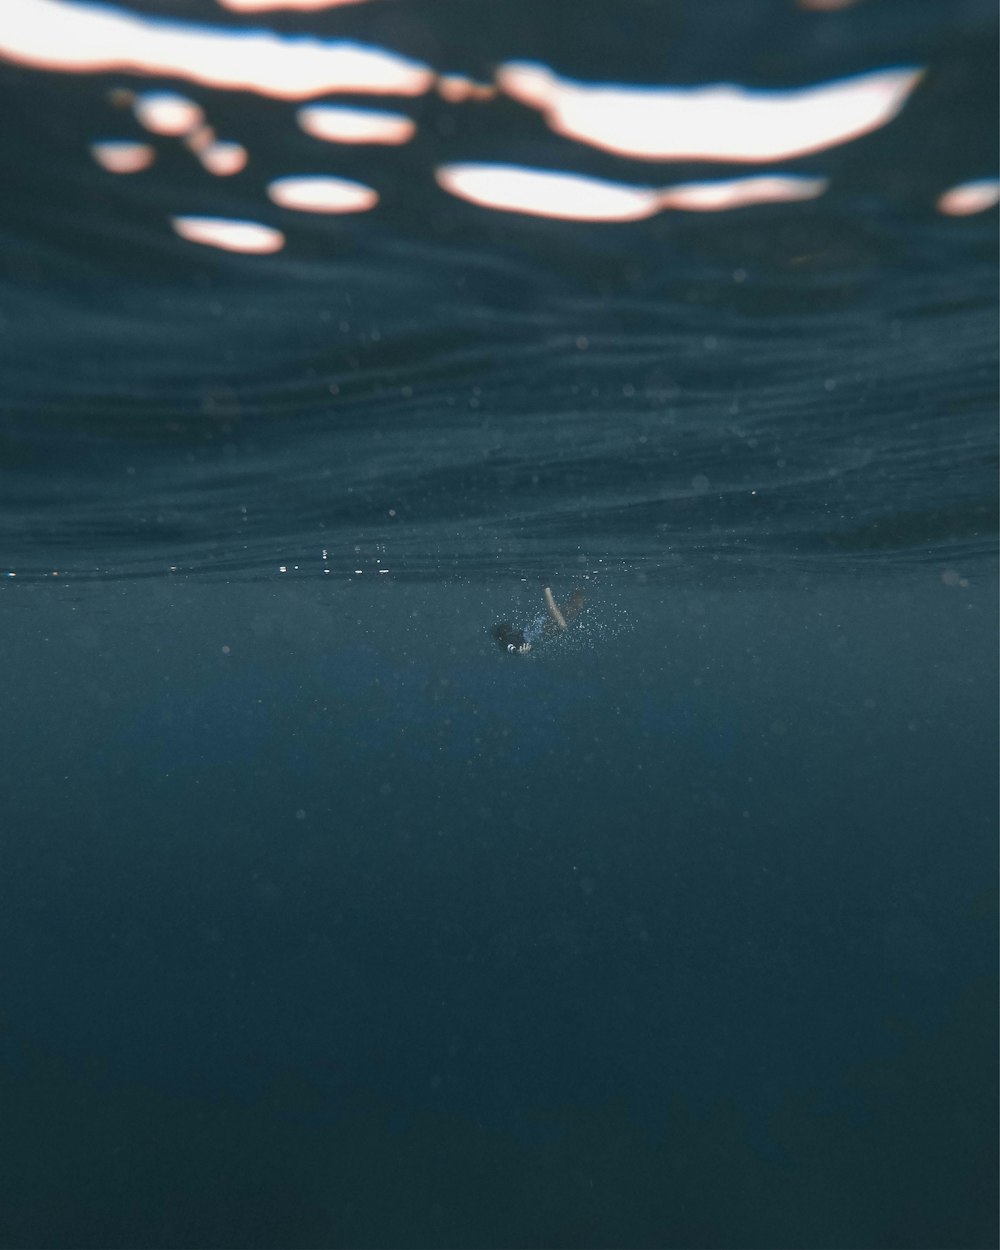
[1,575,996,1248]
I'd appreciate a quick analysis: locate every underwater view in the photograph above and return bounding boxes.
[0,0,996,1246]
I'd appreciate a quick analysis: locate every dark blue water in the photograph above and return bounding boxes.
[0,2,996,1247]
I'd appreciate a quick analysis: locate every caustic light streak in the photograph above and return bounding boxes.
[496,61,924,163]
[89,140,155,173]
[0,0,434,99]
[267,175,379,213]
[936,179,1000,216]
[436,164,828,222]
[297,104,415,145]
[171,216,286,253]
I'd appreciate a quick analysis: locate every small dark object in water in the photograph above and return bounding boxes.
[493,586,584,654]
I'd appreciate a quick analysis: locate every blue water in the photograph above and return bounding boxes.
[0,1,996,1247]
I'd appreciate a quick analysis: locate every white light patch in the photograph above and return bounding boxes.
[220,0,370,8]
[436,164,662,223]
[437,164,829,221]
[186,129,248,176]
[90,140,155,172]
[267,175,378,213]
[197,141,247,176]
[172,215,285,253]
[936,178,1000,217]
[297,104,415,145]
[496,61,924,163]
[436,74,496,104]
[0,0,434,100]
[659,174,828,212]
[133,90,203,136]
